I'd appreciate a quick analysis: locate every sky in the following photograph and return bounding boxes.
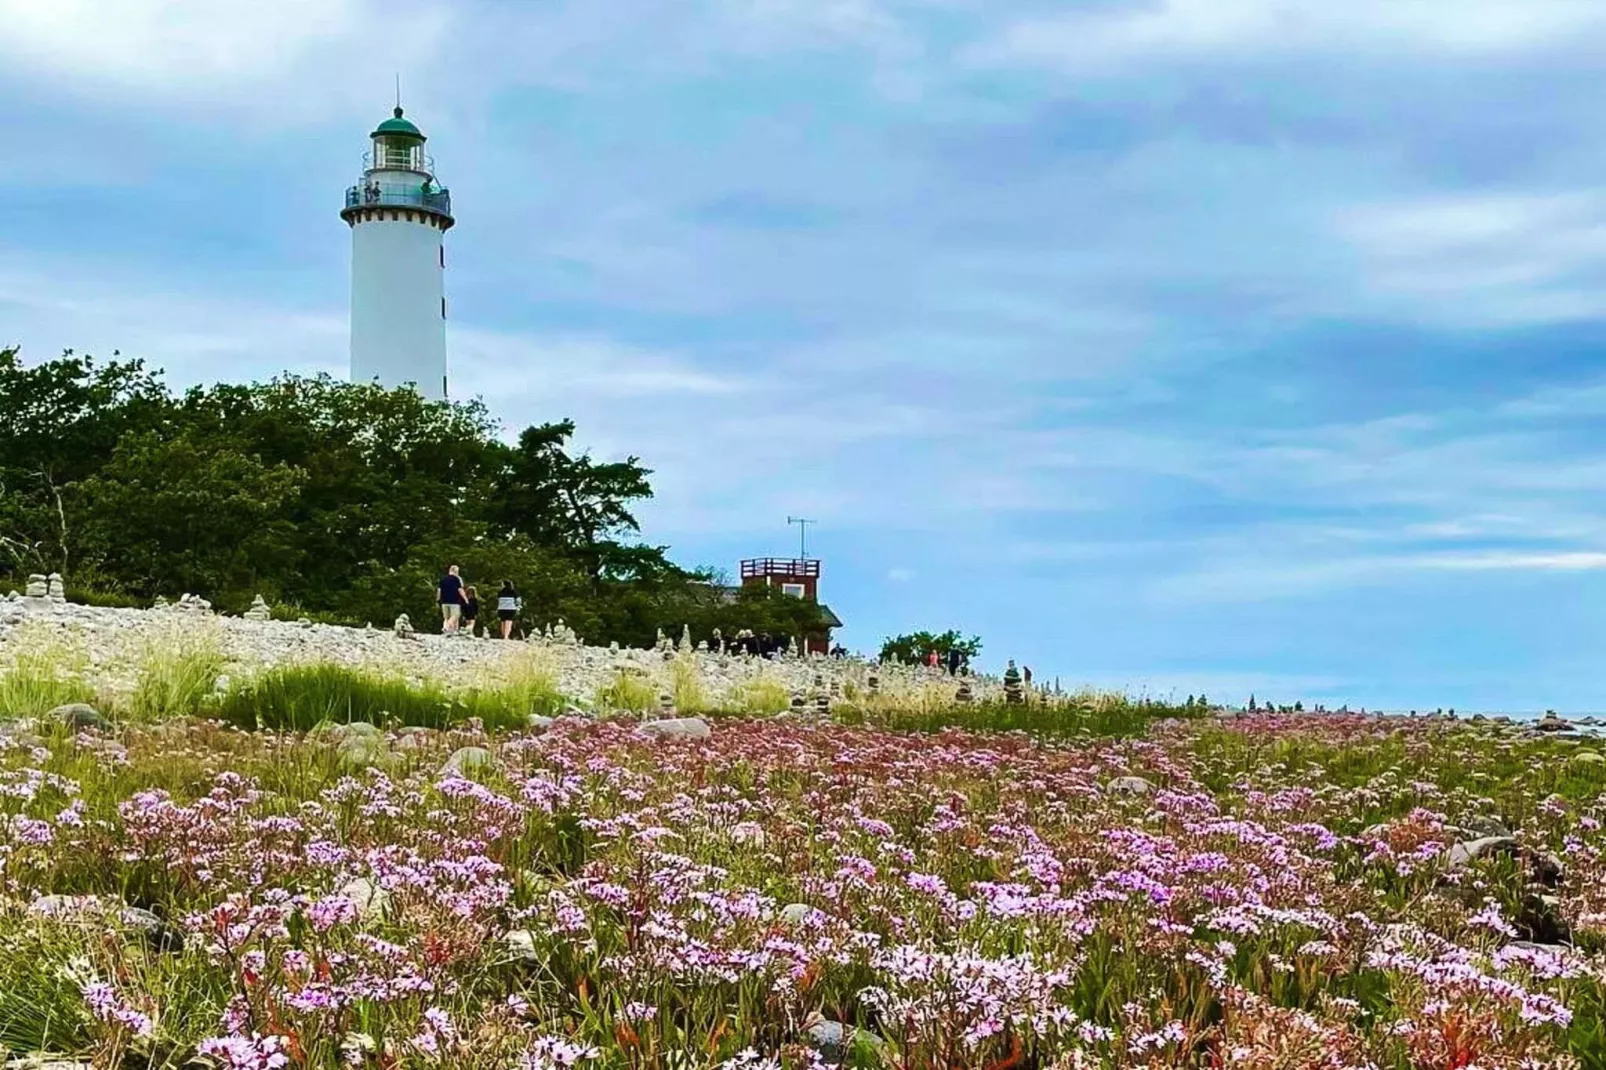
[4,1,1606,711]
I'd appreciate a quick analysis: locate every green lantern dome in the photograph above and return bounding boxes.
[371,107,425,141]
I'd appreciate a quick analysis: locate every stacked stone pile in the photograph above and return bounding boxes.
[0,593,1007,711]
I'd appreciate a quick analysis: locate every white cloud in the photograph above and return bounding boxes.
[0,0,451,120]
[968,0,1606,72]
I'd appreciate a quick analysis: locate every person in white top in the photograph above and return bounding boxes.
[495,580,523,640]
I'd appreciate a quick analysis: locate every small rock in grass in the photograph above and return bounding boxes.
[338,878,391,924]
[441,745,494,777]
[805,1018,885,1065]
[51,703,108,730]
[502,929,540,963]
[635,717,711,740]
[1460,815,1511,838]
[1106,775,1155,796]
[528,714,555,731]
[1446,836,1517,867]
[118,906,184,952]
[780,903,816,928]
[337,735,386,769]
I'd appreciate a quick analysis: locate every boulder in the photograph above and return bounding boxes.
[52,703,109,731]
[528,715,555,732]
[440,746,494,777]
[636,717,711,740]
[1535,712,1571,733]
[1107,775,1155,796]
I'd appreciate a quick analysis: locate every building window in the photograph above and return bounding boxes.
[781,583,805,598]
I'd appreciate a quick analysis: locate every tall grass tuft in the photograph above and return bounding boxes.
[669,657,707,713]
[127,617,226,721]
[485,648,565,719]
[722,675,790,715]
[594,668,658,714]
[216,662,528,732]
[0,621,95,719]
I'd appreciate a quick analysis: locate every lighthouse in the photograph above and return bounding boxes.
[341,105,454,400]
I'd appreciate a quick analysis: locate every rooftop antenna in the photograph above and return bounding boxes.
[787,516,817,560]
[395,72,402,112]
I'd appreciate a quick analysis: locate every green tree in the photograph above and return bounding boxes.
[0,347,171,576]
[74,429,304,602]
[879,630,982,664]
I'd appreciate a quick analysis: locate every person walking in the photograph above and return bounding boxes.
[496,580,522,640]
[438,564,464,634]
[462,585,481,637]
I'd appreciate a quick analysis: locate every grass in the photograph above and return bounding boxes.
[0,621,96,720]
[593,666,659,714]
[127,619,226,722]
[837,688,1199,739]
[214,662,532,732]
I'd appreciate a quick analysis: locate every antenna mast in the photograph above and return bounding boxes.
[787,516,817,560]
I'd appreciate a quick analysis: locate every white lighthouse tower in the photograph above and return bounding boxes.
[341,105,454,400]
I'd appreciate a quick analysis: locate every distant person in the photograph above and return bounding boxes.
[927,649,940,669]
[496,580,522,640]
[462,585,480,637]
[438,564,464,634]
[945,648,962,676]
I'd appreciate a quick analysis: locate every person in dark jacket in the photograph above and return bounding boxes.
[438,565,464,634]
[461,585,480,637]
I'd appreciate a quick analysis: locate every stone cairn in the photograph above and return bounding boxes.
[790,691,807,716]
[24,574,48,600]
[394,613,415,638]
[1003,660,1025,705]
[786,636,799,659]
[712,628,724,654]
[47,573,65,604]
[867,671,880,695]
[679,625,694,656]
[173,593,213,613]
[658,691,675,718]
[955,681,974,705]
[243,595,273,622]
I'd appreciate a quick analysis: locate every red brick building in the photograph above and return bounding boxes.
[739,557,843,654]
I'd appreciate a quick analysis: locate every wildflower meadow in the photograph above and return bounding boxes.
[3,670,1606,1068]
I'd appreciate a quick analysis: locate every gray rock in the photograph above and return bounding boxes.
[780,902,816,928]
[805,1018,884,1065]
[1446,836,1518,867]
[1460,815,1511,838]
[528,715,555,731]
[118,906,184,952]
[636,717,711,740]
[338,878,390,924]
[336,734,386,770]
[51,703,109,730]
[440,746,494,777]
[6,1058,96,1070]
[502,929,540,963]
[1107,775,1155,796]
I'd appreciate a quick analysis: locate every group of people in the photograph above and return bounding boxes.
[437,565,523,639]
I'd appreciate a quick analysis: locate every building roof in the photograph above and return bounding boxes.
[816,603,844,629]
[372,107,425,141]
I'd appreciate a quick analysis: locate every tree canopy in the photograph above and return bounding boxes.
[0,347,833,648]
[879,630,982,664]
